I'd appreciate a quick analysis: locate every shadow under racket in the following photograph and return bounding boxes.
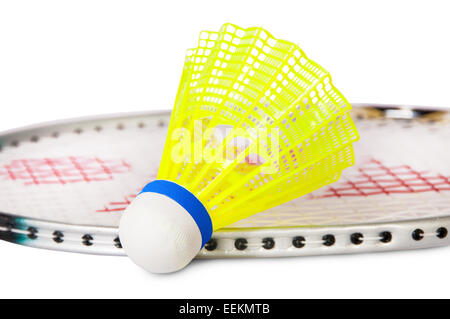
[0,104,449,258]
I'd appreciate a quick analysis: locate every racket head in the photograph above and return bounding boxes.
[1,105,449,257]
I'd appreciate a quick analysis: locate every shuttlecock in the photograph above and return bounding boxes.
[119,23,359,273]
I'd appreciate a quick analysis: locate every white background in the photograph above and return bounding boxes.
[1,0,450,298]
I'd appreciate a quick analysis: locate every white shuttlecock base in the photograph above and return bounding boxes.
[119,180,213,273]
[119,191,203,273]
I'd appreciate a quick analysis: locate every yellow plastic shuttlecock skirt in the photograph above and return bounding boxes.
[119,23,359,273]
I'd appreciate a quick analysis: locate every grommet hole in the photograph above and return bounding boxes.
[234,238,248,250]
[52,231,64,243]
[350,233,363,245]
[322,234,335,246]
[82,234,93,246]
[204,238,218,251]
[27,227,38,240]
[262,237,275,250]
[412,229,424,241]
[292,236,305,248]
[379,231,392,243]
[114,236,122,249]
[437,227,448,239]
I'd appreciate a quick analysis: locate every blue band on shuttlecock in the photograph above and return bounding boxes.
[139,180,213,248]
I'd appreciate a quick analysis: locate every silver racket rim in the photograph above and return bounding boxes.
[1,103,449,258]
[1,212,449,257]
